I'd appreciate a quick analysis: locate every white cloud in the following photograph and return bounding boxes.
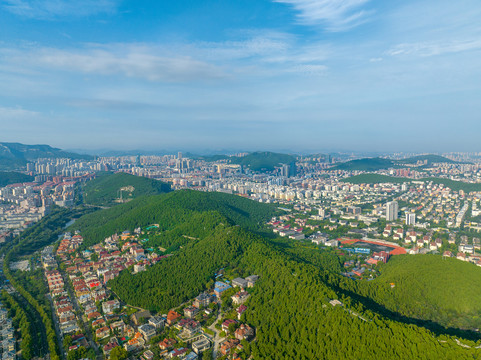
[387,39,481,57]
[0,36,330,83]
[2,44,226,82]
[0,105,39,119]
[2,0,118,18]
[273,0,372,31]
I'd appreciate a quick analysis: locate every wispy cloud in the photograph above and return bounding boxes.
[387,39,481,57]
[0,34,330,82]
[2,44,226,82]
[273,0,372,31]
[0,105,39,118]
[2,0,119,19]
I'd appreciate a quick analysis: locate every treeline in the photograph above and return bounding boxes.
[1,290,33,359]
[72,190,278,248]
[238,240,481,359]
[82,172,171,206]
[3,252,60,360]
[109,212,257,311]
[73,189,481,358]
[0,205,95,360]
[1,205,96,260]
[334,254,481,331]
[0,171,34,187]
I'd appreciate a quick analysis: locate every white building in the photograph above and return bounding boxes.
[386,201,399,221]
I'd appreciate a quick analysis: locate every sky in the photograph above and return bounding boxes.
[0,0,480,154]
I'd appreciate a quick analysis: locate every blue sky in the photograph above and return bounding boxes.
[1,0,480,153]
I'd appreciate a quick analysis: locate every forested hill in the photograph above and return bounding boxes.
[68,189,481,358]
[0,142,91,170]
[72,190,278,247]
[332,157,395,171]
[399,154,459,165]
[342,254,481,330]
[82,172,171,206]
[0,171,34,187]
[230,151,296,172]
[106,214,481,359]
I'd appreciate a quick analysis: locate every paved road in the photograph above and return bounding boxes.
[46,292,67,360]
[59,266,102,358]
[207,304,225,359]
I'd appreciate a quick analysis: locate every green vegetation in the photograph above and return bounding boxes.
[332,157,395,171]
[0,142,91,170]
[69,188,481,359]
[0,171,34,187]
[0,206,97,360]
[333,155,463,172]
[341,174,481,192]
[82,172,171,206]
[109,216,259,311]
[349,255,481,330]
[3,257,60,360]
[72,190,278,247]
[230,151,296,172]
[399,154,458,165]
[1,290,34,359]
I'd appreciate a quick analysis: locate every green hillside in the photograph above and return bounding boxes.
[399,154,458,165]
[0,171,34,187]
[0,142,91,170]
[341,174,481,192]
[231,151,296,172]
[349,255,481,330]
[82,172,171,206]
[332,157,395,171]
[340,173,410,184]
[72,189,278,246]
[109,219,481,359]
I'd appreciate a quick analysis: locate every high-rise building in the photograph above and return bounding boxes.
[405,212,416,225]
[318,208,326,218]
[178,152,183,160]
[386,201,399,221]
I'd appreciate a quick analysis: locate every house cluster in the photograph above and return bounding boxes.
[45,268,81,335]
[270,215,306,240]
[0,306,15,360]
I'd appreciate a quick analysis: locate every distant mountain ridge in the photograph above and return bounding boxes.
[332,154,462,171]
[0,142,92,170]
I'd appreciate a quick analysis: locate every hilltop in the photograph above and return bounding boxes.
[398,154,459,165]
[82,172,171,207]
[66,189,481,358]
[230,151,296,172]
[332,157,395,171]
[332,154,463,172]
[349,255,481,330]
[72,189,278,246]
[341,174,481,192]
[0,142,92,170]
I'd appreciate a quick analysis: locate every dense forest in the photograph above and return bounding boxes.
[106,209,481,358]
[72,190,278,247]
[68,189,480,359]
[0,171,34,187]
[82,172,171,206]
[341,174,481,192]
[230,151,296,172]
[343,255,481,330]
[6,187,481,359]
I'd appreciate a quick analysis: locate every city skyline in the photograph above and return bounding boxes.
[1,0,481,152]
